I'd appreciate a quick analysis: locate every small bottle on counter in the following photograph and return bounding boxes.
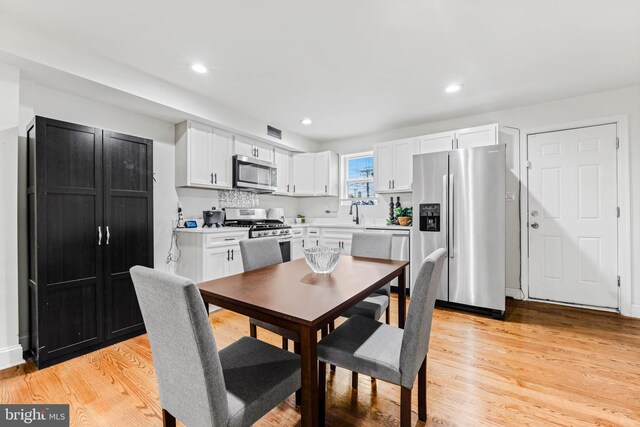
[389,197,395,223]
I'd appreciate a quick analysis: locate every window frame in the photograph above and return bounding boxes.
[340,151,377,205]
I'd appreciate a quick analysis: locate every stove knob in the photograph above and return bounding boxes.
[271,230,278,235]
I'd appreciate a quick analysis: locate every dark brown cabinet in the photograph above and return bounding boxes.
[27,117,153,368]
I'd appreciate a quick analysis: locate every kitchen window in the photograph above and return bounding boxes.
[341,152,376,204]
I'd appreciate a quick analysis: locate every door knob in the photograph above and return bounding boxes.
[531,222,539,229]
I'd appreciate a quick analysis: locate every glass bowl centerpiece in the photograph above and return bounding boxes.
[303,246,343,274]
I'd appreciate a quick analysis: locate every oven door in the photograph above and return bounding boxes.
[233,155,277,193]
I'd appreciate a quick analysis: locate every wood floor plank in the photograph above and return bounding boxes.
[1,297,639,426]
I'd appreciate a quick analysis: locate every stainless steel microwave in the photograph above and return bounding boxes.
[232,155,277,193]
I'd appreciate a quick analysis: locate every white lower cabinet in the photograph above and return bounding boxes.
[291,228,305,259]
[176,230,247,284]
[320,228,355,255]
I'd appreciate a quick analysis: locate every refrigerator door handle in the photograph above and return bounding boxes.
[443,175,448,255]
[449,174,454,258]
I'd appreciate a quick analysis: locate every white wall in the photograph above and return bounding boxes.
[320,85,640,313]
[0,63,23,369]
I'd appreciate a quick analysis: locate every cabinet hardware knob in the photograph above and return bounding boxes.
[106,226,110,245]
[98,226,102,245]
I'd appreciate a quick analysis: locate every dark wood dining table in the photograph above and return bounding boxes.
[198,255,409,427]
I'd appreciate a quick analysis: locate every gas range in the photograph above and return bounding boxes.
[223,208,291,239]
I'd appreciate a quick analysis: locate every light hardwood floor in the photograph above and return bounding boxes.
[1,296,639,426]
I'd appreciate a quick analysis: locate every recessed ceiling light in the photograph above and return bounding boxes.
[191,63,208,74]
[445,83,463,93]
[301,118,313,125]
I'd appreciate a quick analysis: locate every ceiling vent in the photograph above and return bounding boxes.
[267,125,282,140]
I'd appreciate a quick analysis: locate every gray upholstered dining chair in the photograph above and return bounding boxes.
[329,232,393,386]
[130,266,301,427]
[317,248,446,426]
[341,232,393,323]
[238,237,299,350]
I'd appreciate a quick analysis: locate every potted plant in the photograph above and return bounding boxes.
[394,206,412,226]
[296,214,306,224]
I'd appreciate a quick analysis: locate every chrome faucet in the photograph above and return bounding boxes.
[349,202,360,225]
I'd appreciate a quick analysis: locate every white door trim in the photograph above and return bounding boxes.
[519,114,632,316]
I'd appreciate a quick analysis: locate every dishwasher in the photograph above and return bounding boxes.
[364,228,411,293]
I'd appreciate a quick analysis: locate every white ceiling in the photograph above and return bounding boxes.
[2,0,639,142]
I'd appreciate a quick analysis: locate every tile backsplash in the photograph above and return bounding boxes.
[218,190,259,208]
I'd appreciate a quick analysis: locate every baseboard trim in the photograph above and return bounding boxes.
[506,288,523,299]
[0,344,25,371]
[19,334,29,351]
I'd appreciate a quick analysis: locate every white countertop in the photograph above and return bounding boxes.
[290,223,411,232]
[175,227,249,234]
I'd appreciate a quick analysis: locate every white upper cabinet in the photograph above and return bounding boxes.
[292,153,315,195]
[235,136,274,163]
[391,138,417,191]
[211,128,233,188]
[291,151,338,196]
[313,151,339,196]
[455,124,497,149]
[175,120,233,189]
[419,131,455,154]
[374,138,418,192]
[274,148,292,195]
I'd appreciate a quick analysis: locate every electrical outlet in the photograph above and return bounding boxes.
[505,192,516,201]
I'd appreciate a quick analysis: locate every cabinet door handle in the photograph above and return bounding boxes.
[210,173,214,184]
[392,179,395,189]
[106,226,110,245]
[325,184,327,193]
[227,249,230,261]
[287,184,290,192]
[214,173,217,184]
[302,240,305,248]
[224,238,235,241]
[257,148,259,157]
[231,249,234,260]
[293,185,296,193]
[388,180,391,189]
[316,240,319,246]
[98,226,102,245]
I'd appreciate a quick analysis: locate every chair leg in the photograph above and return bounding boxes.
[294,341,302,406]
[418,357,427,421]
[329,322,336,371]
[162,409,176,427]
[385,305,391,324]
[351,371,358,389]
[282,336,289,350]
[319,360,327,425]
[400,386,412,427]
[249,322,257,338]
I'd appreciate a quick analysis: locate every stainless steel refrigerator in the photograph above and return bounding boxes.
[411,144,506,318]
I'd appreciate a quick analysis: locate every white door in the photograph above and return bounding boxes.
[189,123,214,187]
[291,239,304,259]
[203,247,230,281]
[420,131,454,154]
[314,152,330,195]
[234,137,255,158]
[392,138,417,191]
[456,124,497,149]
[274,149,291,194]
[228,244,244,275]
[292,153,315,195]
[254,142,274,162]
[211,128,232,188]
[374,142,394,192]
[528,124,618,308]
